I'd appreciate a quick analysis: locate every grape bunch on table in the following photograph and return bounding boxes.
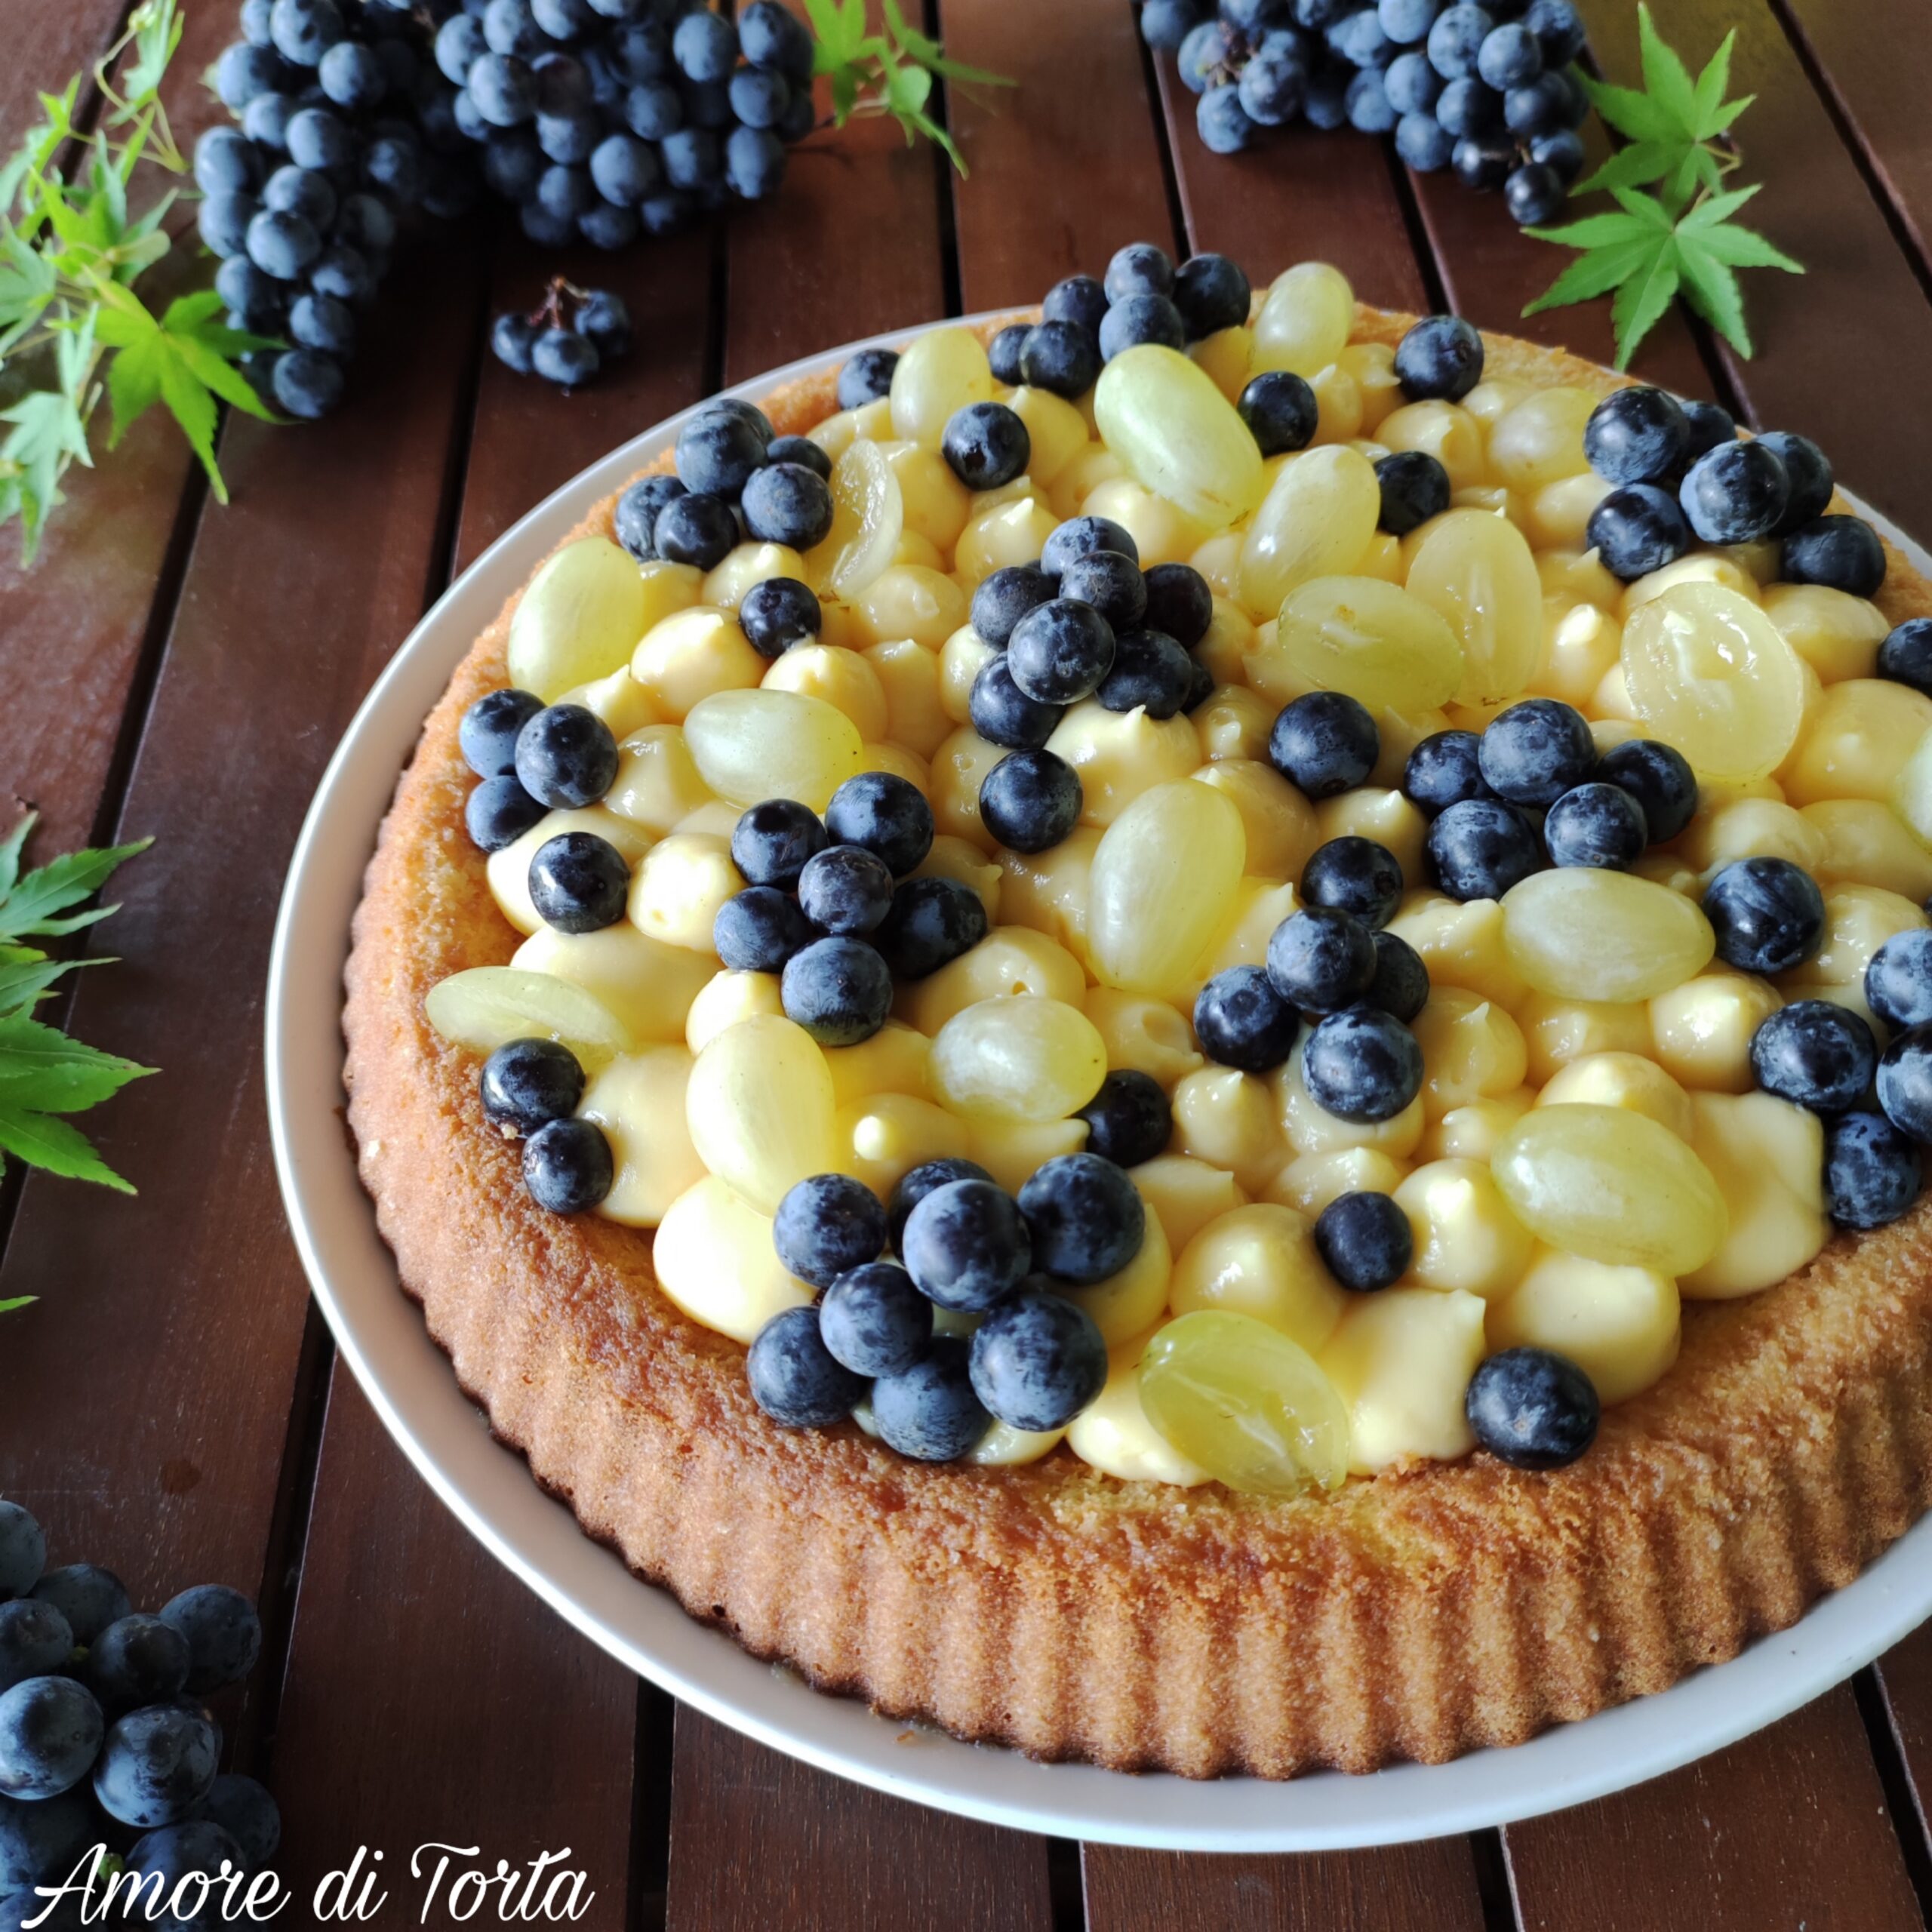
[196,0,817,412]
[1143,0,1590,229]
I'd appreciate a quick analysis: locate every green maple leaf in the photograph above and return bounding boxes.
[0,814,30,901]
[0,1014,150,1115]
[0,826,155,1230]
[1670,183,1804,358]
[0,1099,137,1192]
[1,0,196,566]
[0,80,78,224]
[1574,4,1754,208]
[0,224,58,352]
[1526,183,1801,367]
[94,285,277,503]
[1524,192,1673,364]
[0,955,102,1019]
[115,0,184,122]
[870,45,965,174]
[804,0,867,75]
[0,812,152,948]
[0,306,96,564]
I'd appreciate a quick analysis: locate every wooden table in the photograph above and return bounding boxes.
[9,1,1932,1924]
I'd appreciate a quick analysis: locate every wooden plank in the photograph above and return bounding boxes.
[2,0,126,148]
[283,5,944,1906]
[1574,0,1932,532]
[0,112,488,1734]
[1875,1626,1932,1843]
[1082,1838,1491,1932]
[269,1375,640,1924]
[665,1709,1056,1932]
[1395,15,1932,1918]
[1775,0,1932,1233]
[1777,0,1932,278]
[1504,1686,1923,1931]
[723,81,948,376]
[0,8,235,860]
[279,101,724,1921]
[939,0,1180,312]
[1154,62,1430,312]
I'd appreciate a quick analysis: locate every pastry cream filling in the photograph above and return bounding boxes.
[435,260,1931,1492]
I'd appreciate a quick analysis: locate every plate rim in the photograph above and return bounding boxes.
[265,312,1932,1851]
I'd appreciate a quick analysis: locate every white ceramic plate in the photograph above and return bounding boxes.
[266,315,1932,1851]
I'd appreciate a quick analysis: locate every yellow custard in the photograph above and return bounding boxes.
[429,257,1932,1497]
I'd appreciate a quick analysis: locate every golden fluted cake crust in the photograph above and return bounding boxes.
[343,309,1932,1778]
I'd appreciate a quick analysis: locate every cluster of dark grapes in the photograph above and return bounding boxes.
[491,275,633,385]
[1143,0,1589,227]
[429,0,813,248]
[200,0,477,419]
[199,0,817,413]
[0,1501,279,1918]
[746,1155,1162,1463]
[986,238,1253,408]
[616,392,837,567]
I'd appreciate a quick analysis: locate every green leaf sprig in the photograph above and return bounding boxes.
[801,0,1011,176]
[0,814,155,1288]
[1523,5,1803,369]
[0,0,276,566]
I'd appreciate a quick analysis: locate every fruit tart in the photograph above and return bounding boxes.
[344,245,1932,1777]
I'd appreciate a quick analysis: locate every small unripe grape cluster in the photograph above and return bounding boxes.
[1146,0,1589,229]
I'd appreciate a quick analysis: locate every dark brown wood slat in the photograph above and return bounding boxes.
[1082,1839,1491,1932]
[666,1709,1056,1932]
[1573,0,1932,532]
[722,98,948,377]
[1403,114,1713,397]
[2,0,126,148]
[266,177,721,1932]
[269,1375,638,1923]
[0,165,488,1725]
[939,0,1180,312]
[0,388,199,857]
[1154,64,1430,311]
[1776,0,1932,277]
[1505,1687,1923,1931]
[1875,1625,1932,1840]
[0,8,235,858]
[451,224,713,574]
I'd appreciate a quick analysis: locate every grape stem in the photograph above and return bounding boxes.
[523,276,595,334]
